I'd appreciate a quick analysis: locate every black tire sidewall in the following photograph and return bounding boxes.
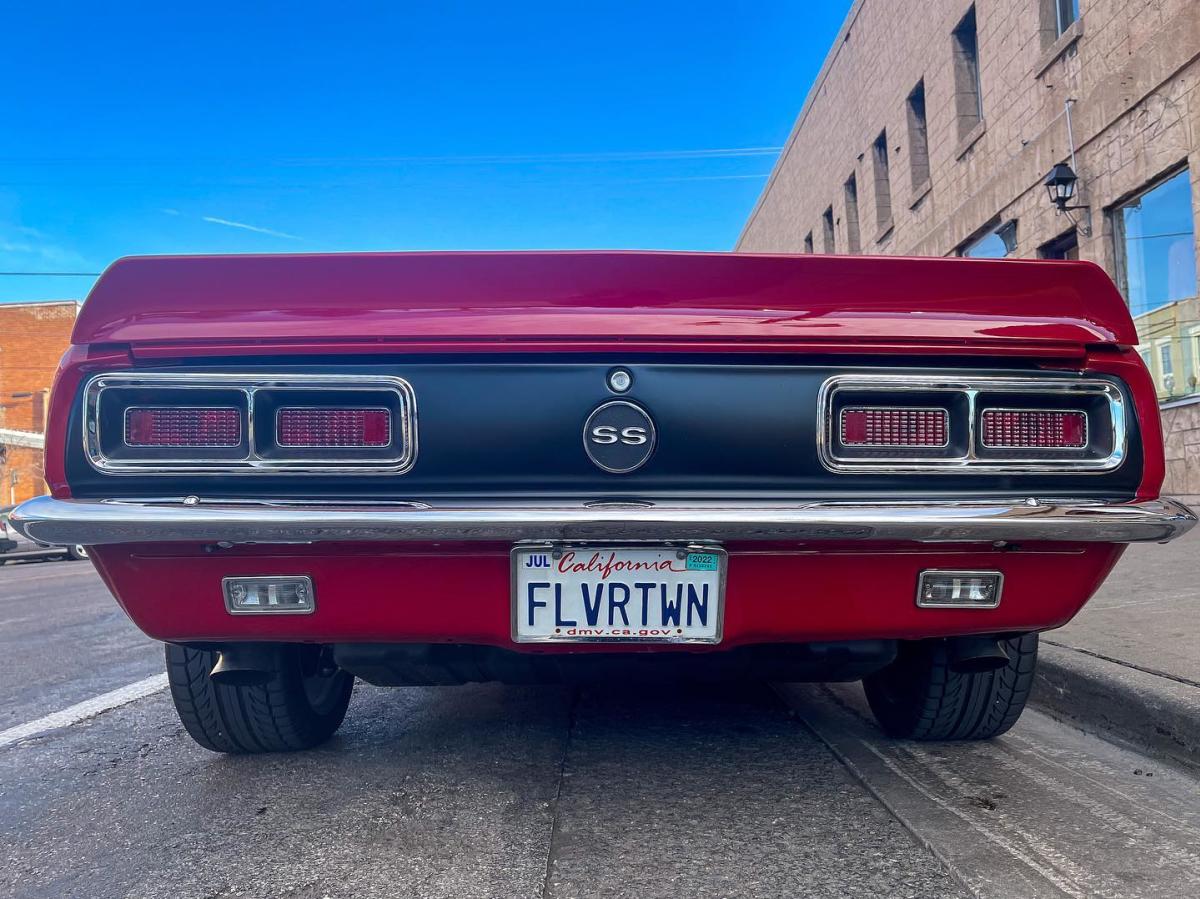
[166,643,353,753]
[864,634,1038,741]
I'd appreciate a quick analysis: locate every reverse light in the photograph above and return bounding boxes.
[916,571,1003,608]
[223,576,315,615]
[841,408,949,447]
[981,409,1087,449]
[124,407,241,447]
[277,408,391,447]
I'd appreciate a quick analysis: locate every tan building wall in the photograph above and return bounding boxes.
[0,301,77,503]
[1164,399,1200,502]
[738,0,1200,499]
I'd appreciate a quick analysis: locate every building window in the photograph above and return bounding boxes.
[1184,327,1200,395]
[822,206,836,254]
[1039,0,1080,51]
[951,6,982,139]
[803,231,814,254]
[1039,230,1079,260]
[872,131,892,233]
[906,81,930,191]
[1114,168,1197,318]
[843,174,862,254]
[1153,339,1178,398]
[1055,0,1079,36]
[959,220,1017,258]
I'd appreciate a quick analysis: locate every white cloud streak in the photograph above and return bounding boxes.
[279,147,785,167]
[635,172,772,183]
[200,216,301,240]
[0,225,85,266]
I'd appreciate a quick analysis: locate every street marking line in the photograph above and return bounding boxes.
[0,673,168,749]
[0,569,101,588]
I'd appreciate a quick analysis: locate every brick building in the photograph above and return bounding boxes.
[738,0,1200,500]
[0,301,78,504]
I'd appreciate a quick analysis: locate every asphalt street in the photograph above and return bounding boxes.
[0,557,162,729]
[2,557,1199,898]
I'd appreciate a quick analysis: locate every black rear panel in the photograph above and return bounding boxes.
[64,355,1144,501]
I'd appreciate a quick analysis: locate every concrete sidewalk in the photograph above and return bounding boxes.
[1033,527,1200,770]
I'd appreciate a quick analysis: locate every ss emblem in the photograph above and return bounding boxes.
[590,425,648,446]
[582,400,656,474]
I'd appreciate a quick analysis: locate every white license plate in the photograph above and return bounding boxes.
[512,545,725,644]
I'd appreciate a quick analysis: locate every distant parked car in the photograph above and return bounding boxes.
[0,504,87,564]
[0,516,17,555]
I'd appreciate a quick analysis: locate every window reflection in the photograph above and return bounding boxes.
[1118,169,1196,317]
[961,220,1017,258]
[1121,168,1200,401]
[1055,0,1079,36]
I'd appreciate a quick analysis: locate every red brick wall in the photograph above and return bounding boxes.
[0,302,76,431]
[0,301,77,503]
[1,444,45,506]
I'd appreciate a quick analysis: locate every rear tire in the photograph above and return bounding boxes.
[165,643,353,753]
[863,634,1037,740]
[66,544,88,561]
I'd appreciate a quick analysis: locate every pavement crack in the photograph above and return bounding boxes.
[540,685,580,899]
[1041,639,1200,689]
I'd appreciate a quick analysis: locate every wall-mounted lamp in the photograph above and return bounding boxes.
[1043,163,1092,237]
[1044,163,1079,210]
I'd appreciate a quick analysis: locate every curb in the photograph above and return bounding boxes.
[1031,641,1200,773]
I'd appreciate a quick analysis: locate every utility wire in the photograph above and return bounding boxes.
[0,272,101,276]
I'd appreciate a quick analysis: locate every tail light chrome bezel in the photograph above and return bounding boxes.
[818,374,1127,474]
[83,373,417,475]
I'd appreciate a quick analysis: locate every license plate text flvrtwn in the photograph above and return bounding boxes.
[511,546,726,644]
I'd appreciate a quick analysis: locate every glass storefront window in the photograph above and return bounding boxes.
[1117,168,1196,317]
[1119,168,1200,401]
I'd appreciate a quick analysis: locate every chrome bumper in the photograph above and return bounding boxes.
[8,495,1196,546]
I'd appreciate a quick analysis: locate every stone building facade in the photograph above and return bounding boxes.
[0,301,77,505]
[738,0,1200,500]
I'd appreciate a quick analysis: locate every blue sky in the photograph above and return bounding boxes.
[1,1,849,303]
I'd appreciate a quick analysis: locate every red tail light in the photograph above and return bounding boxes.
[981,409,1087,448]
[277,408,391,447]
[125,407,241,447]
[841,408,948,447]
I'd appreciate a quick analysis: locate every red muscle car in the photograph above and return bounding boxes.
[11,251,1195,753]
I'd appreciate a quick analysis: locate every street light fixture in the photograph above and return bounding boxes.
[1044,163,1078,210]
[1043,162,1092,236]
